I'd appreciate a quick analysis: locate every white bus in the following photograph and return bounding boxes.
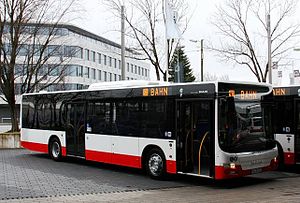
[20,81,278,179]
[272,86,300,166]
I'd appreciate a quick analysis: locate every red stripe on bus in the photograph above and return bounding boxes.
[284,152,295,165]
[22,142,176,174]
[85,150,111,164]
[22,141,67,156]
[21,141,48,153]
[112,153,142,168]
[86,150,141,168]
[86,149,177,173]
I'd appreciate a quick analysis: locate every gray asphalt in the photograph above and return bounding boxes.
[0,149,190,200]
[1,149,300,202]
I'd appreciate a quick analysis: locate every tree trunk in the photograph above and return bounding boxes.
[8,96,19,132]
[155,64,160,80]
[10,105,20,132]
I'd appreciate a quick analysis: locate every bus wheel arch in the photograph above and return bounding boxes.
[142,145,166,179]
[48,135,62,161]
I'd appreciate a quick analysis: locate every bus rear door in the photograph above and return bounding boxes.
[176,99,214,177]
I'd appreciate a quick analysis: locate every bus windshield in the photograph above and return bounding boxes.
[218,97,275,153]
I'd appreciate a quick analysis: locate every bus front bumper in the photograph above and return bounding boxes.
[214,157,278,180]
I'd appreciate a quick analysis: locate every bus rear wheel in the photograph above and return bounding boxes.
[145,148,166,179]
[49,138,62,161]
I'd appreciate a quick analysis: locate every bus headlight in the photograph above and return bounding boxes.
[224,163,237,169]
[230,163,236,169]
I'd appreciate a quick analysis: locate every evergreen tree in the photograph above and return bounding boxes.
[169,46,195,82]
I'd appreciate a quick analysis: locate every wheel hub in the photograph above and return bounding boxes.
[52,142,60,158]
[148,153,163,176]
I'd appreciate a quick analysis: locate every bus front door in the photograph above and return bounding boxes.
[65,103,86,157]
[295,100,300,163]
[176,100,214,177]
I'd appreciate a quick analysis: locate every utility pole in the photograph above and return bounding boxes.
[267,9,272,84]
[190,39,204,82]
[200,39,204,82]
[176,46,180,83]
[121,5,126,80]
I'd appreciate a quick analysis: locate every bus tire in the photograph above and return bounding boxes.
[145,148,166,179]
[49,137,62,161]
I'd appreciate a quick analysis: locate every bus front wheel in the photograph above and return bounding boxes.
[276,143,285,170]
[49,138,62,161]
[145,148,166,179]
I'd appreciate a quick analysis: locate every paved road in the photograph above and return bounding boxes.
[1,149,300,202]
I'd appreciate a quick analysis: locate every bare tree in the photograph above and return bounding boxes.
[103,0,189,81]
[210,0,300,82]
[0,0,79,132]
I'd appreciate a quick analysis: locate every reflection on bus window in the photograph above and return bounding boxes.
[219,97,275,153]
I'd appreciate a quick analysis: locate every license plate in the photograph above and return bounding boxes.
[251,168,262,174]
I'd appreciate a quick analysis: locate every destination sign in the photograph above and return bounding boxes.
[143,87,169,96]
[273,88,286,96]
[229,90,258,100]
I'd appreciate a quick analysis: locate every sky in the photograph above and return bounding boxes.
[72,0,300,83]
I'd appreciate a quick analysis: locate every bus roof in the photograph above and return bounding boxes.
[21,80,271,96]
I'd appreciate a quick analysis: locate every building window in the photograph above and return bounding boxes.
[118,60,121,69]
[98,70,101,80]
[47,45,62,57]
[145,69,148,77]
[138,66,141,75]
[66,65,74,76]
[84,67,90,78]
[85,49,90,60]
[135,65,137,74]
[127,63,129,72]
[91,68,96,79]
[131,64,134,73]
[98,53,101,64]
[64,46,82,58]
[47,64,60,76]
[109,73,112,81]
[91,51,96,62]
[78,66,83,77]
[109,56,112,67]
[104,55,107,65]
[104,71,107,81]
[114,74,117,81]
[18,44,29,56]
[15,64,25,76]
[114,58,117,68]
[141,68,144,76]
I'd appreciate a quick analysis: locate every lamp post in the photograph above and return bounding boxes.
[121,5,126,80]
[190,39,204,82]
[267,13,272,84]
